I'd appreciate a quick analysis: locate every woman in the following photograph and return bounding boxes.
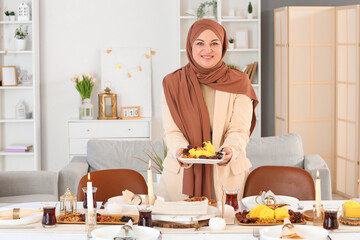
[158,19,258,201]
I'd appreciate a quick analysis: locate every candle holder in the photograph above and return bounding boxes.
[85,209,97,235]
[313,203,324,226]
[82,187,98,209]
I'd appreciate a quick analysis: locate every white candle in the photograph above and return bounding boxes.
[87,173,94,212]
[147,160,155,205]
[315,170,321,217]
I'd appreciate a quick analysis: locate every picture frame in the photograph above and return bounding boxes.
[120,106,141,120]
[235,29,249,49]
[1,66,17,86]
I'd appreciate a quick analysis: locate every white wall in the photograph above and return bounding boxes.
[40,0,178,171]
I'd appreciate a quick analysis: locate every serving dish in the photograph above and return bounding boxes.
[57,212,138,225]
[242,195,299,209]
[92,225,160,240]
[178,152,225,164]
[260,225,328,240]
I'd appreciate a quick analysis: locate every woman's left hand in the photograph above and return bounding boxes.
[217,147,232,166]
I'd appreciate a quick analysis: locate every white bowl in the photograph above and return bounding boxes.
[92,225,160,240]
[260,225,328,240]
[107,195,164,211]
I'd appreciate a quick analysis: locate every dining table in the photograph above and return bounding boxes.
[0,200,359,240]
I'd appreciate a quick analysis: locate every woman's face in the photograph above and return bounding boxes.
[192,29,222,69]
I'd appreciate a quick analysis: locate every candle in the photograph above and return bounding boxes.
[315,170,321,217]
[147,160,155,205]
[87,173,94,212]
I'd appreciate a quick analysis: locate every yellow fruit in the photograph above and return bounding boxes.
[274,207,289,220]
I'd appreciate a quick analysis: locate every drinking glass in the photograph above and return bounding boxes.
[225,189,239,211]
[137,196,152,227]
[82,187,98,209]
[41,202,57,228]
[323,205,339,230]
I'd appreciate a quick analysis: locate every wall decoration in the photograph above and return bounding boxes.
[120,106,141,120]
[235,29,249,49]
[101,47,154,118]
[1,66,17,86]
[18,2,30,21]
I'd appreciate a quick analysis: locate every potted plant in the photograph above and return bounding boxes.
[228,37,235,49]
[248,2,253,19]
[135,141,167,182]
[14,25,28,51]
[9,11,15,21]
[197,0,217,20]
[4,11,10,21]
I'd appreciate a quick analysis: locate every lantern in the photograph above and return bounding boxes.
[98,84,118,120]
[60,188,77,215]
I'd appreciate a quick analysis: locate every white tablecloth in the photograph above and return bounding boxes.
[0,200,359,240]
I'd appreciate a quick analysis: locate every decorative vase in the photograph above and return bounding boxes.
[79,98,94,120]
[248,13,253,19]
[228,43,235,49]
[14,38,26,50]
[10,15,15,21]
[156,173,162,183]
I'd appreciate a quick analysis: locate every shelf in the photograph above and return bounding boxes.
[0,86,33,90]
[252,84,260,87]
[0,151,34,156]
[0,21,32,24]
[221,18,259,22]
[180,16,196,20]
[0,119,34,123]
[0,50,32,54]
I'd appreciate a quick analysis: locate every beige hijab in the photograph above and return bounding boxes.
[163,19,258,198]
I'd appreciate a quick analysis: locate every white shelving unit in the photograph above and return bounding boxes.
[178,0,261,137]
[0,0,40,171]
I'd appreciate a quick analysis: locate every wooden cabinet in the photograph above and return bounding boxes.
[274,7,336,184]
[178,0,262,137]
[67,118,151,160]
[0,0,40,171]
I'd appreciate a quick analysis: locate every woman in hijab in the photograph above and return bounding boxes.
[158,19,258,201]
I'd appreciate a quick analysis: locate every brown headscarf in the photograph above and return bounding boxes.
[163,19,258,198]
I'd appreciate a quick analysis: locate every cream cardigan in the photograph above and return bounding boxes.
[158,88,253,201]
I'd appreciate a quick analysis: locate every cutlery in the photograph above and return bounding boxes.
[327,235,333,240]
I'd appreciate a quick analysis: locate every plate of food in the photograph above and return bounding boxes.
[260,225,328,240]
[235,205,306,226]
[152,205,219,224]
[92,225,160,240]
[178,142,225,164]
[185,196,218,208]
[0,208,42,226]
[57,211,138,225]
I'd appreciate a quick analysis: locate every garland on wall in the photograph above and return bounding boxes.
[106,49,156,78]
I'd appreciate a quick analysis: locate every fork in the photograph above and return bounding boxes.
[253,228,260,239]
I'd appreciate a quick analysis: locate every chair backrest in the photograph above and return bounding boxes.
[243,166,315,200]
[77,169,148,202]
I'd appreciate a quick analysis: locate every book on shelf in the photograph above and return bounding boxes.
[5,144,33,150]
[4,148,30,152]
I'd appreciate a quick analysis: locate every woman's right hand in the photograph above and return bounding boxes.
[176,148,193,168]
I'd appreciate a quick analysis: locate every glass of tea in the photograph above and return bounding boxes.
[41,202,57,228]
[138,196,152,227]
[82,187,98,209]
[323,205,339,230]
[225,188,239,211]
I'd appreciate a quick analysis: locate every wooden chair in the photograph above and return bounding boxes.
[243,166,315,200]
[77,169,148,202]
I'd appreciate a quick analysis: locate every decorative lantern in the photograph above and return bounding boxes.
[60,188,77,215]
[18,2,30,21]
[98,83,118,120]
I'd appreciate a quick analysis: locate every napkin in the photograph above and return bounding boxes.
[152,199,208,215]
[261,191,285,205]
[122,190,142,205]
[114,219,135,240]
[280,218,304,239]
[0,208,42,220]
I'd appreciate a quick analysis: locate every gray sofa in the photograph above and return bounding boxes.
[0,171,58,203]
[59,133,332,200]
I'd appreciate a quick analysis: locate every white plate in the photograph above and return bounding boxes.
[0,209,42,226]
[178,152,225,164]
[152,206,219,224]
[92,225,160,240]
[106,195,164,211]
[260,225,328,240]
[242,195,299,209]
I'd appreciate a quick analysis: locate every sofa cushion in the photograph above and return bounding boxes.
[246,133,304,171]
[0,194,57,203]
[87,140,164,179]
